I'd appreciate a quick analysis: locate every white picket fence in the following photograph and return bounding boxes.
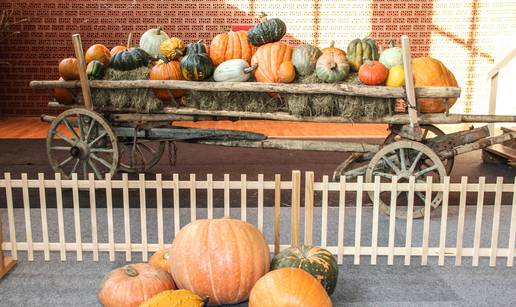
[0,171,515,267]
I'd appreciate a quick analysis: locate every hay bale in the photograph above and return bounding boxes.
[311,95,336,116]
[285,94,311,116]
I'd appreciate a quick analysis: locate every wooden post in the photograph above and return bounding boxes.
[274,174,281,255]
[0,184,16,278]
[72,34,92,110]
[488,74,498,136]
[291,171,301,247]
[401,35,421,139]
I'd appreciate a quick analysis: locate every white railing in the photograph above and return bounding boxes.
[0,171,515,267]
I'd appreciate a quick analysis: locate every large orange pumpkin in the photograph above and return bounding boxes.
[169,218,270,306]
[98,263,175,307]
[149,248,172,273]
[412,57,458,113]
[251,42,295,83]
[149,57,185,100]
[58,57,80,80]
[249,268,332,307]
[85,44,111,66]
[110,45,128,56]
[209,30,255,66]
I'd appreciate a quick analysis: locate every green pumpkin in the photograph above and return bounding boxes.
[180,42,214,81]
[315,51,350,83]
[347,37,379,71]
[109,48,150,71]
[86,60,105,80]
[292,44,322,76]
[379,39,403,69]
[185,41,208,55]
[248,13,287,46]
[271,245,338,295]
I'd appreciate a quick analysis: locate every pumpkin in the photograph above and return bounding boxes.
[292,44,322,76]
[214,59,257,82]
[110,45,128,56]
[139,290,206,307]
[251,42,295,83]
[180,41,214,81]
[321,40,346,57]
[248,13,287,46]
[109,48,151,71]
[58,57,80,80]
[347,37,379,71]
[160,37,185,60]
[169,218,270,306]
[379,39,403,69]
[249,268,332,307]
[315,51,350,83]
[358,60,388,85]
[85,44,111,66]
[86,60,105,80]
[271,245,338,295]
[209,30,255,65]
[386,64,405,87]
[140,27,170,58]
[150,56,185,100]
[53,77,76,105]
[149,248,172,272]
[412,57,458,113]
[98,263,176,307]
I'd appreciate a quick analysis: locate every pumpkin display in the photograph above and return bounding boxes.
[140,27,170,58]
[53,77,76,105]
[412,57,458,113]
[98,263,176,307]
[169,218,270,306]
[320,40,346,57]
[270,245,338,295]
[139,290,206,307]
[213,59,257,82]
[249,268,332,307]
[209,30,255,65]
[315,51,350,83]
[149,248,172,273]
[248,13,287,46]
[150,56,185,100]
[386,64,405,87]
[110,45,128,56]
[109,48,151,71]
[379,39,403,69]
[358,60,388,85]
[347,37,379,71]
[85,44,111,66]
[180,41,214,81]
[292,44,322,76]
[160,37,185,60]
[58,57,80,80]
[251,42,295,83]
[86,60,105,80]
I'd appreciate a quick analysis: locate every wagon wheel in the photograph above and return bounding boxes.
[46,108,119,180]
[384,124,454,174]
[365,140,446,219]
[118,139,166,173]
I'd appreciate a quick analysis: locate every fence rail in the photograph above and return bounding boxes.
[1,171,515,267]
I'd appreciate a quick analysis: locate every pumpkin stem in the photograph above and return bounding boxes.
[329,40,335,48]
[175,48,184,56]
[156,26,162,34]
[258,12,268,22]
[163,250,170,261]
[387,39,396,48]
[202,296,210,306]
[158,54,169,64]
[225,27,232,32]
[126,32,132,49]
[243,63,258,74]
[123,265,139,277]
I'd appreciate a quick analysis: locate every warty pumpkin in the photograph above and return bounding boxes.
[358,60,388,85]
[169,218,270,306]
[251,42,295,83]
[249,268,332,307]
[58,57,80,80]
[347,37,379,71]
[160,37,185,60]
[150,56,185,100]
[180,41,214,81]
[315,51,350,83]
[248,13,287,46]
[140,27,170,58]
[213,59,257,82]
[85,44,111,66]
[98,263,176,307]
[321,40,346,57]
[149,248,172,272]
[109,48,151,71]
[139,290,206,307]
[209,30,255,65]
[53,77,76,105]
[292,44,322,76]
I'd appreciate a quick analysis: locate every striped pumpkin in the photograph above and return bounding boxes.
[248,13,287,47]
[292,44,322,76]
[180,41,214,81]
[270,245,338,295]
[251,42,295,83]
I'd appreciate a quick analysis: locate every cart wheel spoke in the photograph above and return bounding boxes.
[422,127,429,139]
[381,155,401,174]
[136,145,149,166]
[62,117,80,141]
[415,191,427,203]
[118,141,166,173]
[51,146,72,151]
[57,156,74,167]
[82,160,88,179]
[372,171,394,179]
[139,142,157,154]
[414,164,438,178]
[52,130,75,146]
[76,113,85,141]
[84,118,97,142]
[90,148,114,153]
[88,131,107,147]
[88,159,102,179]
[408,151,424,173]
[70,158,80,174]
[90,153,112,169]
[399,148,406,171]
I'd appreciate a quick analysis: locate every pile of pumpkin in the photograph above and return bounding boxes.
[98,218,338,307]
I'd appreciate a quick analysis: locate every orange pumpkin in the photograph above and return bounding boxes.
[85,44,111,65]
[412,57,458,113]
[58,57,80,80]
[251,42,295,83]
[249,268,332,307]
[358,60,389,85]
[321,40,346,57]
[149,248,172,272]
[110,45,128,56]
[98,263,175,307]
[209,30,255,66]
[149,57,185,100]
[53,77,76,105]
[169,218,270,306]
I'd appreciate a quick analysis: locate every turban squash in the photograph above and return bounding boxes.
[251,42,295,83]
[180,41,214,81]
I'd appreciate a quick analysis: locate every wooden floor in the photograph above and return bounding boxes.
[0,117,389,139]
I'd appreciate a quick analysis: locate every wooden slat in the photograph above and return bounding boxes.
[156,174,164,249]
[387,176,398,265]
[404,176,415,266]
[401,35,420,129]
[421,176,433,265]
[38,173,50,261]
[455,176,468,266]
[224,174,230,217]
[438,176,450,266]
[241,174,247,221]
[274,174,281,255]
[71,34,91,109]
[291,171,301,247]
[71,173,82,261]
[371,176,380,265]
[190,174,196,222]
[507,178,516,267]
[88,173,99,261]
[122,174,131,261]
[139,174,148,261]
[337,176,346,264]
[55,173,66,261]
[21,174,33,261]
[321,175,329,248]
[489,177,503,266]
[354,176,363,265]
[304,172,314,246]
[207,174,213,219]
[4,173,17,260]
[173,174,180,235]
[473,177,486,266]
[106,174,115,261]
[257,174,264,231]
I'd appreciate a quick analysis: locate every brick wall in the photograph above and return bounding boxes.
[0,0,515,116]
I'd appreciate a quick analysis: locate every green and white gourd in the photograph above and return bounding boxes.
[86,60,105,80]
[292,44,322,76]
[139,27,170,58]
[379,40,403,69]
[213,59,257,82]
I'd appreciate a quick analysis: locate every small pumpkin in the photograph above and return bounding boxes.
[160,37,185,60]
[111,45,128,56]
[109,48,151,71]
[251,42,295,83]
[150,56,185,100]
[140,27,170,58]
[315,51,350,83]
[180,41,214,81]
[209,30,255,65]
[85,44,111,66]
[249,268,332,307]
[58,57,80,80]
[321,40,346,57]
[386,64,405,87]
[292,44,322,76]
[213,59,257,82]
[248,12,287,46]
[139,290,206,307]
[98,263,176,307]
[358,60,388,85]
[379,39,403,69]
[271,245,338,295]
[347,37,379,71]
[86,60,105,80]
[53,77,76,105]
[149,248,172,272]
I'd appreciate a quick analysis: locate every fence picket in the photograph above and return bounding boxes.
[291,171,301,247]
[55,173,66,261]
[404,176,415,266]
[455,176,468,266]
[354,176,363,265]
[4,173,17,260]
[438,176,450,266]
[304,172,314,246]
[371,176,380,265]
[89,173,99,261]
[421,176,433,265]
[257,174,264,232]
[274,174,281,255]
[139,174,148,261]
[156,174,164,250]
[241,174,247,221]
[224,174,230,217]
[38,173,50,261]
[337,176,346,265]
[321,175,329,248]
[122,174,131,261]
[507,178,516,267]
[173,174,180,236]
[207,174,213,219]
[473,177,486,266]
[388,176,398,265]
[106,174,115,261]
[489,177,503,266]
[71,173,82,261]
[190,174,196,222]
[21,174,33,261]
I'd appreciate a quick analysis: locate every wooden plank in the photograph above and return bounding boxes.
[241,174,247,221]
[122,174,131,261]
[404,176,415,266]
[190,174,196,222]
[4,173,17,260]
[388,176,398,265]
[438,176,450,266]
[507,178,516,267]
[291,171,301,247]
[304,172,314,246]
[371,176,380,265]
[354,176,363,265]
[156,174,164,250]
[21,174,34,261]
[55,173,66,261]
[321,175,329,248]
[71,34,92,109]
[71,173,82,261]
[224,174,230,217]
[0,174,16,277]
[401,35,420,129]
[487,48,516,79]
[257,174,264,231]
[489,177,503,266]
[139,174,148,261]
[38,173,50,261]
[274,174,281,255]
[421,176,433,265]
[488,74,498,135]
[484,144,516,161]
[173,174,180,235]
[106,174,115,261]
[473,177,486,266]
[337,176,346,265]
[455,177,468,266]
[88,173,99,262]
[207,174,213,219]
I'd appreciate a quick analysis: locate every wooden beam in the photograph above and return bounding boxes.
[401,35,421,134]
[487,48,516,79]
[0,207,16,279]
[71,34,92,110]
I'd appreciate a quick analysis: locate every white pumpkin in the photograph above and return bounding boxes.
[139,27,170,58]
[379,40,403,69]
[213,59,257,82]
